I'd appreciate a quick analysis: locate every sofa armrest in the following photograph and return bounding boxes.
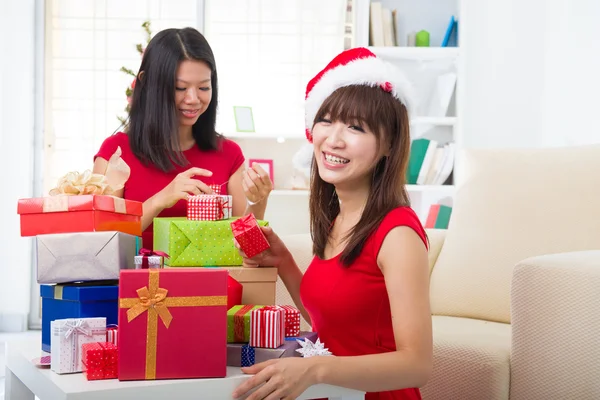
[510,251,600,400]
[425,228,446,273]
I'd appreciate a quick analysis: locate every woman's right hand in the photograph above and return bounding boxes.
[155,167,214,209]
[234,226,292,269]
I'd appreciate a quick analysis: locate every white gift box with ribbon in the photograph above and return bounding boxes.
[50,317,107,374]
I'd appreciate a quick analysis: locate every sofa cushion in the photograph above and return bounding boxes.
[429,145,600,323]
[421,316,511,400]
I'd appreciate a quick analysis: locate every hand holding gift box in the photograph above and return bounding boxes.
[50,317,107,374]
[17,147,142,237]
[231,214,270,259]
[82,342,118,380]
[134,248,169,269]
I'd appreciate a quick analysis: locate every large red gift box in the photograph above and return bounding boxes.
[17,194,142,237]
[230,214,270,258]
[118,268,227,380]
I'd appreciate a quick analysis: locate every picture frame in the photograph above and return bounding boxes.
[248,159,274,186]
[233,106,255,132]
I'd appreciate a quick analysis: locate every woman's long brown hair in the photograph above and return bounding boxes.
[309,85,412,267]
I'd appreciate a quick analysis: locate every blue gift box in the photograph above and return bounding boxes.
[40,282,118,353]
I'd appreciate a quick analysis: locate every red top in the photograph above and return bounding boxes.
[300,207,428,400]
[94,132,245,248]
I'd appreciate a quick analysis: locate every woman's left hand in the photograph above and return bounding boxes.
[232,357,317,400]
[243,163,273,205]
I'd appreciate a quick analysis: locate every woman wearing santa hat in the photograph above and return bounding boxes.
[93,27,272,249]
[233,47,432,400]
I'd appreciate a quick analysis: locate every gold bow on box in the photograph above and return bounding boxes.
[49,147,130,196]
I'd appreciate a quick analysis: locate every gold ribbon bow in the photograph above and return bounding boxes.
[126,286,173,328]
[119,269,227,380]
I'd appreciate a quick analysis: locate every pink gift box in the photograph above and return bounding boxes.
[249,306,285,349]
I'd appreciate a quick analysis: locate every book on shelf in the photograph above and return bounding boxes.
[370,1,397,47]
[441,16,458,47]
[425,204,452,229]
[406,138,455,186]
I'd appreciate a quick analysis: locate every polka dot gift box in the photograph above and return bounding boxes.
[230,213,270,259]
[153,217,269,267]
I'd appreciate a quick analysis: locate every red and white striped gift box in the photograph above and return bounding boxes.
[106,325,118,347]
[249,306,285,349]
[187,195,225,221]
[279,305,301,337]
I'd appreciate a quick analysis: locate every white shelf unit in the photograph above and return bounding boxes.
[352,0,461,222]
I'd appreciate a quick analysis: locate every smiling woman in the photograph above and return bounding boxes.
[92,27,273,249]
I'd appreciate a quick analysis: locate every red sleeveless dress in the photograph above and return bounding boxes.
[300,207,428,400]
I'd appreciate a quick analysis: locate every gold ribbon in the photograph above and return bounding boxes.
[118,269,227,380]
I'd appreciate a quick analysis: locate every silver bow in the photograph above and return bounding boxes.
[62,319,91,339]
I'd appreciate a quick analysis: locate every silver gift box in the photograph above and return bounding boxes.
[36,231,137,284]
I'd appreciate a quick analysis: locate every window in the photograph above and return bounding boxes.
[44,0,202,194]
[204,0,347,138]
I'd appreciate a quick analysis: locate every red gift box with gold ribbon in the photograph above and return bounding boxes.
[118,268,227,380]
[17,194,142,237]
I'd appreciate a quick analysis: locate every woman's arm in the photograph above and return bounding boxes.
[228,165,270,220]
[310,226,432,391]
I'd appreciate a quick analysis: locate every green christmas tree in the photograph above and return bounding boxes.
[118,21,153,125]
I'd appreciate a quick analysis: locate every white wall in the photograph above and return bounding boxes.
[0,0,36,331]
[459,0,600,151]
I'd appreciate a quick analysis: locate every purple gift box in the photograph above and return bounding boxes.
[227,331,318,367]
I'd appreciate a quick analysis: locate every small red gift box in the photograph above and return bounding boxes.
[279,305,301,337]
[82,342,118,380]
[118,268,227,380]
[187,195,227,221]
[17,194,142,237]
[249,306,285,349]
[230,214,270,258]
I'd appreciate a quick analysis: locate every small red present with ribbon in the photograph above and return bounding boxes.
[249,306,285,349]
[187,195,228,221]
[134,249,169,269]
[230,214,270,258]
[279,305,301,337]
[82,342,118,380]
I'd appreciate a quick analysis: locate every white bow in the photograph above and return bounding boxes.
[62,319,91,339]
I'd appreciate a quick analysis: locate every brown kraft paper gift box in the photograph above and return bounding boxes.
[221,267,278,305]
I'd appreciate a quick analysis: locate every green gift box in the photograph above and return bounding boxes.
[153,217,268,267]
[227,305,264,343]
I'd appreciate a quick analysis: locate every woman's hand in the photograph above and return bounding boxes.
[234,226,292,268]
[232,358,318,400]
[243,163,273,205]
[155,167,213,209]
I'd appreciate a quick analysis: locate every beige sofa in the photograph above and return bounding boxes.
[277,145,600,400]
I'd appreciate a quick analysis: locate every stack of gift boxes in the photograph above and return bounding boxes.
[16,168,326,382]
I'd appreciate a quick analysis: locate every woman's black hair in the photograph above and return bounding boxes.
[126,27,219,172]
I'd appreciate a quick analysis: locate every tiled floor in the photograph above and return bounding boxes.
[0,331,41,400]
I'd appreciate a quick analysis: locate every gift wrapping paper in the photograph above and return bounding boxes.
[50,317,107,374]
[153,217,269,266]
[134,249,168,269]
[118,268,228,380]
[250,306,285,349]
[82,342,118,380]
[279,305,301,337]
[227,305,264,343]
[36,231,137,284]
[187,195,227,221]
[230,214,270,259]
[227,331,318,367]
[17,194,142,237]
[106,325,118,346]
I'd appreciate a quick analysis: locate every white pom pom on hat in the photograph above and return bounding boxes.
[304,47,414,142]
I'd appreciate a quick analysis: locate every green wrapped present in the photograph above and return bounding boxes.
[153,217,268,267]
[227,305,264,343]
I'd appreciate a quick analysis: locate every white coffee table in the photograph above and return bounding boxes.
[4,339,365,400]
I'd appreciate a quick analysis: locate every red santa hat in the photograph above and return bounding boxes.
[304,47,414,142]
